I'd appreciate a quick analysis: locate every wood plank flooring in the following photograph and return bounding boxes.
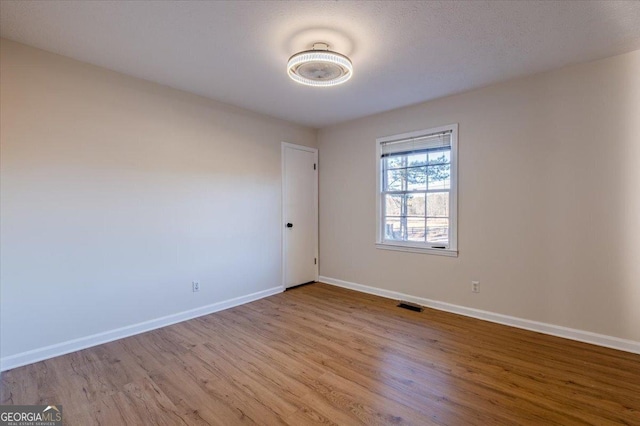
[1,283,639,425]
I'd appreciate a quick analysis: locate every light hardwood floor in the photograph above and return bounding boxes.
[1,283,639,425]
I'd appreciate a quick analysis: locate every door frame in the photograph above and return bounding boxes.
[281,142,319,290]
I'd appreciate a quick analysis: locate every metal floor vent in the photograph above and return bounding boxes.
[397,301,423,312]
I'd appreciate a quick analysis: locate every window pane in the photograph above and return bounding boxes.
[385,156,404,169]
[426,218,449,244]
[406,194,425,216]
[407,153,427,167]
[384,217,402,240]
[385,168,405,190]
[407,166,427,190]
[407,217,426,242]
[385,217,427,242]
[427,164,450,190]
[426,192,449,217]
[428,150,450,165]
[385,194,404,217]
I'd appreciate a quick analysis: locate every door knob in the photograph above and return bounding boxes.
[286,223,293,228]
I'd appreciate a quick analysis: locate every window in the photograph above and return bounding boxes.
[376,124,458,256]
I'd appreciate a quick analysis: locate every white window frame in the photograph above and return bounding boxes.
[375,123,458,257]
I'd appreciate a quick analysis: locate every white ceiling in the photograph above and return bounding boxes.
[2,1,640,128]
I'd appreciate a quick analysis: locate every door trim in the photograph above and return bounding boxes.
[281,142,319,290]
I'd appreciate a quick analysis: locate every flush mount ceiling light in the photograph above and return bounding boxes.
[287,42,353,87]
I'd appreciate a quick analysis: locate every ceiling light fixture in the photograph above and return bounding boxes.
[287,42,353,87]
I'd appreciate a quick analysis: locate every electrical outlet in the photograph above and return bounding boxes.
[471,281,480,293]
[192,281,200,292]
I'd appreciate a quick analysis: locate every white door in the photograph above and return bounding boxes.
[282,143,318,289]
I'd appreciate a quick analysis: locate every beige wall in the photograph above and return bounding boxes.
[318,49,640,342]
[0,39,316,359]
[2,37,638,362]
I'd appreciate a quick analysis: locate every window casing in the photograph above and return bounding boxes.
[375,124,458,256]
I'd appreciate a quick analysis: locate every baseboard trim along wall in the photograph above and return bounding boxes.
[0,286,282,372]
[319,276,640,355]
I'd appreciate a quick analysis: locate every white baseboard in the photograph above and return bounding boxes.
[319,276,640,355]
[0,286,282,372]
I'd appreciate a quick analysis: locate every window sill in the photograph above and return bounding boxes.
[375,242,458,257]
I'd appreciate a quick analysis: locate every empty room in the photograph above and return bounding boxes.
[1,1,639,425]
